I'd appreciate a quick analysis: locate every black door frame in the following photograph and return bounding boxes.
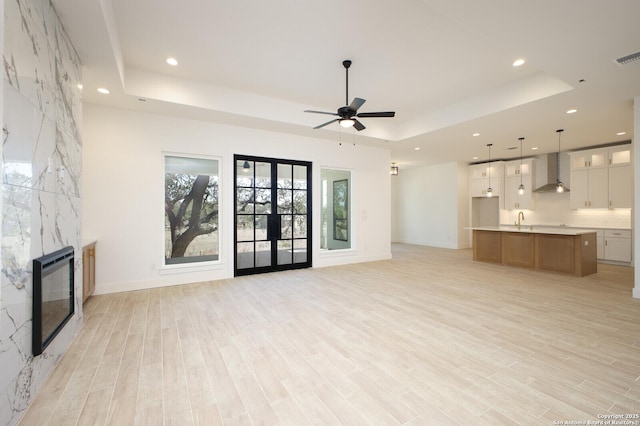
[234,154,312,276]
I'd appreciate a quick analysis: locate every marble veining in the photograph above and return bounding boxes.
[1,0,83,425]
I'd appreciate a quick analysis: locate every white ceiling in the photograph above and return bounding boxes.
[52,0,640,169]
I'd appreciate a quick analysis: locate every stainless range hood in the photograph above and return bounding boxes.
[533,153,570,193]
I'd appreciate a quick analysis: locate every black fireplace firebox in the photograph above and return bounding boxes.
[32,246,75,356]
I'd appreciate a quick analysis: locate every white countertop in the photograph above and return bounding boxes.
[468,226,598,236]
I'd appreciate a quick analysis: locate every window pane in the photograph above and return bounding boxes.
[237,215,254,242]
[236,160,253,187]
[237,188,254,213]
[277,240,292,265]
[256,242,271,267]
[293,239,307,263]
[293,165,307,189]
[165,156,219,265]
[280,215,293,239]
[293,215,307,238]
[236,242,254,269]
[293,190,307,214]
[255,189,271,214]
[277,189,292,214]
[255,162,271,188]
[277,164,292,189]
[255,215,268,241]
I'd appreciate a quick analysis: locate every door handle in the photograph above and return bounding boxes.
[276,214,282,240]
[267,214,282,240]
[267,215,275,240]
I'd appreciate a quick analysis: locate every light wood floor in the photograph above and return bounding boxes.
[21,244,640,425]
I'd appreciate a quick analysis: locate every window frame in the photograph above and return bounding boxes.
[161,152,223,272]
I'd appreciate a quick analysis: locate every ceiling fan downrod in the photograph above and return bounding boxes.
[343,60,351,106]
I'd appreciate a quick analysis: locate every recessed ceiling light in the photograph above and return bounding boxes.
[472,156,479,160]
[566,109,577,114]
[512,59,525,67]
[617,131,626,136]
[166,57,178,66]
[473,133,480,137]
[531,147,539,150]
[77,84,83,90]
[414,147,421,151]
[97,87,110,94]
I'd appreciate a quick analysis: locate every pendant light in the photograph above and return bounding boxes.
[518,137,525,195]
[242,161,251,173]
[555,129,565,193]
[486,143,493,197]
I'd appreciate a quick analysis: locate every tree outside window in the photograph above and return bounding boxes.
[164,155,219,265]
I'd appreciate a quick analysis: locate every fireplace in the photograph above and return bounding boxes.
[32,246,75,356]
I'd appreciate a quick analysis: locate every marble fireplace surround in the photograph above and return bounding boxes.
[1,0,83,425]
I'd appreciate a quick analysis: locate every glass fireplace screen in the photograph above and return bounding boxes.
[32,246,75,356]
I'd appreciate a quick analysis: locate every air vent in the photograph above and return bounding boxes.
[615,51,640,66]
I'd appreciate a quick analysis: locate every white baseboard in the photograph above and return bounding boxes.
[94,252,393,295]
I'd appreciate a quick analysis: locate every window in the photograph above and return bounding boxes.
[320,168,351,250]
[164,155,220,265]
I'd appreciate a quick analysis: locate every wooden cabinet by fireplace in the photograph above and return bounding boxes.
[82,242,96,303]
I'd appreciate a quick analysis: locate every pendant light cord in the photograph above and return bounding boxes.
[519,137,524,187]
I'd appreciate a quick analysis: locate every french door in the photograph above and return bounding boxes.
[234,155,312,276]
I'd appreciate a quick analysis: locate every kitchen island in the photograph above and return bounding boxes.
[471,227,597,276]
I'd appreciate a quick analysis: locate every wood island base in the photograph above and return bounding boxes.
[472,229,597,276]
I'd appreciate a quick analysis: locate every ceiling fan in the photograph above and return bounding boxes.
[304,60,395,131]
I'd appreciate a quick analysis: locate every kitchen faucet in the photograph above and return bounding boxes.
[516,211,525,230]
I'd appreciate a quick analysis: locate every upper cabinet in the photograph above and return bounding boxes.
[607,144,633,208]
[570,148,608,170]
[569,143,632,209]
[469,161,504,208]
[608,145,632,167]
[504,158,536,210]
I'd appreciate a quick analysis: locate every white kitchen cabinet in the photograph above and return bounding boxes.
[570,148,608,170]
[596,230,605,260]
[569,167,608,209]
[602,229,632,263]
[469,162,504,207]
[471,178,491,197]
[608,144,632,166]
[504,158,535,210]
[569,144,632,210]
[608,165,633,208]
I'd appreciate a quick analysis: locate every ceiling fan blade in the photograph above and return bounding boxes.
[304,110,339,116]
[353,119,366,131]
[349,97,366,112]
[356,111,396,118]
[314,118,340,129]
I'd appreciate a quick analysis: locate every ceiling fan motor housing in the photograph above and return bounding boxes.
[338,105,355,118]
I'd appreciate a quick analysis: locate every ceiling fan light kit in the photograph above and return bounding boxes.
[340,118,355,128]
[305,60,396,131]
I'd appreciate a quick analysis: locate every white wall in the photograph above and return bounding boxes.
[392,161,470,249]
[83,104,392,294]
